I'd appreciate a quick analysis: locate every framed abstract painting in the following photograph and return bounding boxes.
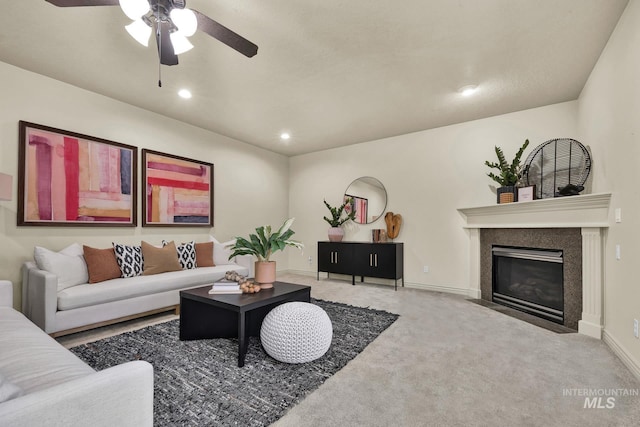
[18,121,137,226]
[142,149,213,227]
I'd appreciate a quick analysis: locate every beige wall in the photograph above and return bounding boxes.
[288,101,579,292]
[578,0,640,368]
[0,62,290,308]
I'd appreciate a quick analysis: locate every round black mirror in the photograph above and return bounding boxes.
[344,177,387,224]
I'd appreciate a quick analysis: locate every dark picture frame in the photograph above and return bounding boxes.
[142,149,214,227]
[18,121,137,227]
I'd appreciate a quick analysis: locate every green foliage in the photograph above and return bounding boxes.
[227,218,304,262]
[323,198,356,227]
[485,139,530,186]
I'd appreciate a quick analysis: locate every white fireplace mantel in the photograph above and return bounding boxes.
[457,192,612,339]
[457,192,611,229]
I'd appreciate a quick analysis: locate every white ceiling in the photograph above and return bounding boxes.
[0,1,629,156]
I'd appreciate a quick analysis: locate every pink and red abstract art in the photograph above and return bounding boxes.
[18,121,137,226]
[142,149,213,226]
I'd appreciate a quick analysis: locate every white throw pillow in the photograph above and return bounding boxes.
[0,374,23,403]
[33,243,89,291]
[209,236,236,266]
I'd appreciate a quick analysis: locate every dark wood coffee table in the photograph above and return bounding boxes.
[179,281,311,367]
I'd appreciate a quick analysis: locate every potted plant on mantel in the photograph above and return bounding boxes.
[323,198,356,242]
[227,218,304,289]
[485,139,529,204]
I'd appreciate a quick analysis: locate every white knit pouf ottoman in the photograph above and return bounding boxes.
[260,302,333,363]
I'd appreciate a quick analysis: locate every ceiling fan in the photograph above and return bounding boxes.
[45,0,258,67]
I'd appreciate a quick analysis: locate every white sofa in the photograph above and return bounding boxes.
[0,280,154,427]
[22,239,253,336]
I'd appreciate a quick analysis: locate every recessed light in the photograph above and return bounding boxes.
[178,89,192,99]
[459,85,478,97]
[280,132,291,141]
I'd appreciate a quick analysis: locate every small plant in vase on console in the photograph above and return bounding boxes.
[323,198,356,242]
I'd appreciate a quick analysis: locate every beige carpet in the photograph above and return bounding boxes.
[59,273,640,426]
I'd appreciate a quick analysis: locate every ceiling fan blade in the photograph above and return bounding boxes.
[192,9,258,58]
[155,21,179,66]
[45,0,119,6]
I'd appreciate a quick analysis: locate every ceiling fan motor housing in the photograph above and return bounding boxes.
[149,0,184,19]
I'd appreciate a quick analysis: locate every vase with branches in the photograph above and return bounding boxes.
[485,139,529,203]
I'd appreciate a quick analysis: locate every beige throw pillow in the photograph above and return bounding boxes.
[141,241,182,276]
[195,242,214,267]
[83,245,122,283]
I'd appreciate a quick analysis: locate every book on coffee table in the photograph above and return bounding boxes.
[209,279,241,294]
[208,288,243,295]
[212,279,239,288]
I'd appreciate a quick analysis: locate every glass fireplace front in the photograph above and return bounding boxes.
[492,246,564,324]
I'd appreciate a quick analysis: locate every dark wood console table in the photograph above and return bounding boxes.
[317,241,404,290]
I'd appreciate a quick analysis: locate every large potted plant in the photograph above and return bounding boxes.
[485,139,529,204]
[227,218,304,288]
[323,198,356,242]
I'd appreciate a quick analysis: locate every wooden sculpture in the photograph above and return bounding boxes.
[385,212,402,240]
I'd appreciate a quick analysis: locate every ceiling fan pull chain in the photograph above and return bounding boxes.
[157,8,162,88]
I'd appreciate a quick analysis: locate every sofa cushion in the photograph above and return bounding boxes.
[0,373,23,403]
[141,241,182,276]
[113,243,144,278]
[57,264,249,311]
[34,243,88,291]
[83,245,122,284]
[209,236,236,266]
[0,307,94,394]
[195,242,214,267]
[163,240,197,270]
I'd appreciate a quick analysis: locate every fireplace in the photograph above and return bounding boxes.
[458,192,611,338]
[492,246,564,324]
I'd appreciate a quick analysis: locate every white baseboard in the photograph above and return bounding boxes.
[282,269,316,277]
[602,330,640,381]
[404,282,470,296]
[283,270,470,296]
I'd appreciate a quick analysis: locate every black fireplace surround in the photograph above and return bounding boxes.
[492,246,564,324]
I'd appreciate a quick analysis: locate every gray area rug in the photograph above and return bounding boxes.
[70,299,399,426]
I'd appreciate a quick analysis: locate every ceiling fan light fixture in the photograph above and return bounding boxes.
[119,0,150,21]
[125,19,152,47]
[170,32,194,55]
[170,8,198,37]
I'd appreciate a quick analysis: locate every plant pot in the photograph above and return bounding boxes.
[497,186,518,204]
[328,227,344,242]
[255,261,276,289]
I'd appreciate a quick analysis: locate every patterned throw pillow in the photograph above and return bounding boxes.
[113,243,144,278]
[163,240,197,270]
